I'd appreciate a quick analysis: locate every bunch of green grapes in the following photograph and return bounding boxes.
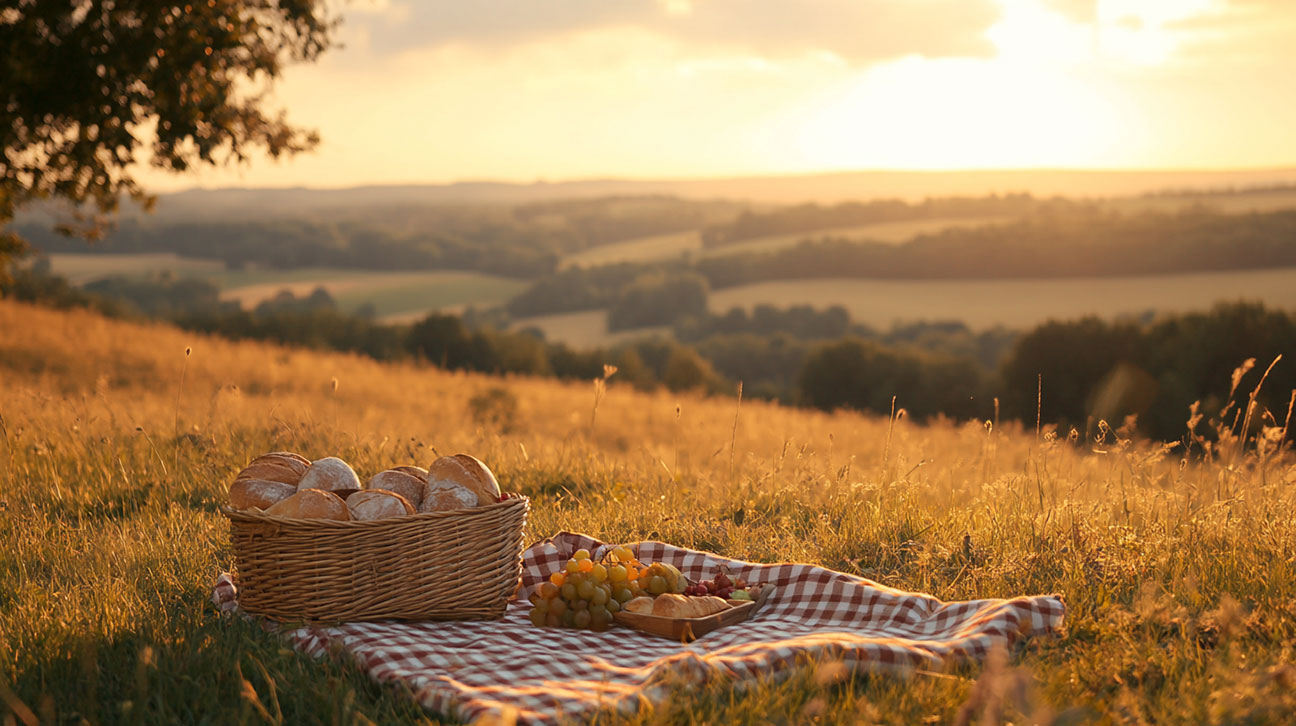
[528,546,643,630]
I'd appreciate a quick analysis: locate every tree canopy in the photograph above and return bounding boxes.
[0,0,335,278]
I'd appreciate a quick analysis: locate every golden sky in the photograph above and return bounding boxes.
[143,0,1296,190]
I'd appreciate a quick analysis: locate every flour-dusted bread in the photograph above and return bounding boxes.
[390,465,428,482]
[264,489,349,520]
[418,478,478,513]
[366,470,426,508]
[346,490,416,521]
[650,594,730,618]
[297,456,361,493]
[235,460,304,486]
[625,596,655,615]
[249,451,311,473]
[425,454,501,506]
[229,478,297,510]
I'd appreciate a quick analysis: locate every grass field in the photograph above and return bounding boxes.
[3,297,1296,724]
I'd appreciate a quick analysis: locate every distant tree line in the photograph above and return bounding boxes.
[696,208,1296,287]
[5,262,1292,446]
[507,208,1296,318]
[700,193,1056,247]
[17,196,735,279]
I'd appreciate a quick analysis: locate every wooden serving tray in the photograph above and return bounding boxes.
[612,587,775,642]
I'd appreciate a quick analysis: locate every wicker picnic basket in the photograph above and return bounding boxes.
[222,494,529,622]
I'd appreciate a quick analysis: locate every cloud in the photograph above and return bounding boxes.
[345,0,1001,63]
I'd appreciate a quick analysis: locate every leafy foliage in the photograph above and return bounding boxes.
[0,0,335,271]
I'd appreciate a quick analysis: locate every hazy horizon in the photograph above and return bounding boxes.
[130,0,1296,193]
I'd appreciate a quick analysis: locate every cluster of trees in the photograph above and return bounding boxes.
[700,194,1055,247]
[607,272,709,331]
[998,302,1296,442]
[675,304,852,342]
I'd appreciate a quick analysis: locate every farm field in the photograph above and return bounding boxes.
[701,215,1013,258]
[509,309,671,349]
[46,252,227,284]
[3,297,1295,725]
[216,270,527,319]
[709,266,1296,331]
[1108,187,1296,215]
[559,230,700,269]
[557,217,1011,269]
[43,254,527,319]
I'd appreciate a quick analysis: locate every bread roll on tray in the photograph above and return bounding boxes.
[347,490,416,520]
[264,489,350,520]
[623,594,731,618]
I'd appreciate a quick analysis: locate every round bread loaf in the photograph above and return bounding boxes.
[264,489,349,520]
[366,470,426,508]
[347,490,415,520]
[250,452,310,475]
[391,465,429,482]
[236,460,304,486]
[297,456,361,493]
[229,478,298,510]
[418,479,478,513]
[425,454,501,506]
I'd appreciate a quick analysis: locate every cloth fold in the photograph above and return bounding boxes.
[213,531,1064,724]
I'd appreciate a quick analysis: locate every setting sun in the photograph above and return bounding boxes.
[123,0,1296,190]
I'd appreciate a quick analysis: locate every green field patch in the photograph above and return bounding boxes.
[509,309,671,348]
[709,267,1296,331]
[331,272,528,318]
[46,253,227,284]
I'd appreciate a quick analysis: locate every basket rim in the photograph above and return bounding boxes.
[220,492,529,527]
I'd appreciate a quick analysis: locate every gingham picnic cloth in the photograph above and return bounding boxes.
[212,532,1065,725]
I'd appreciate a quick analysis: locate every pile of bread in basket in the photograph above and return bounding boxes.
[227,451,505,519]
[222,451,529,622]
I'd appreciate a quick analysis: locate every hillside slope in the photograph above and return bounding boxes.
[2,299,1295,725]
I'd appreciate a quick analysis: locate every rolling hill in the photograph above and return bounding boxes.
[3,297,1295,723]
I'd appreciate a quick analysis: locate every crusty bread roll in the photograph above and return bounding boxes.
[418,479,478,513]
[253,450,311,467]
[249,451,310,474]
[391,465,428,482]
[297,456,361,493]
[235,460,304,486]
[366,470,426,508]
[229,478,297,510]
[625,596,654,615]
[425,454,501,506]
[651,594,730,618]
[264,489,350,520]
[347,490,416,520]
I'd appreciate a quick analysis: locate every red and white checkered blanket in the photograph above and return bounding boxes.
[213,532,1065,724]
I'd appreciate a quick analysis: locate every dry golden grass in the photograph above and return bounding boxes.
[3,297,1296,725]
